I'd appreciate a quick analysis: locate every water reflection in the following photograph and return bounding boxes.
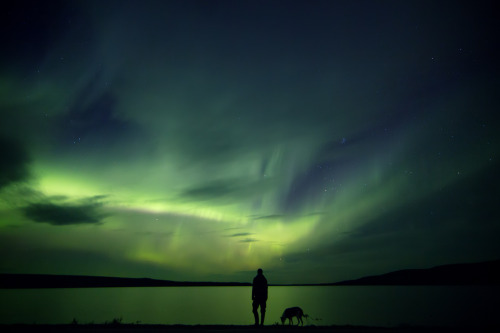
[0,286,497,327]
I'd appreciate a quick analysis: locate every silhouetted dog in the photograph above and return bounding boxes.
[280,307,308,325]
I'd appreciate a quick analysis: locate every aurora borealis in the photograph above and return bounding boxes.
[1,0,498,284]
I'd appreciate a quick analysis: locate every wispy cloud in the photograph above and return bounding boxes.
[239,238,258,243]
[252,214,284,221]
[228,232,253,237]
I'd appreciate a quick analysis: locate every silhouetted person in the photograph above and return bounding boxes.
[252,268,268,326]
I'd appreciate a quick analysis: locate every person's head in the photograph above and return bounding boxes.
[257,268,263,275]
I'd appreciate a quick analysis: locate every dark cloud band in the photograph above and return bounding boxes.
[23,202,105,226]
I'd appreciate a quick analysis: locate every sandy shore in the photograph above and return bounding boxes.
[0,324,478,333]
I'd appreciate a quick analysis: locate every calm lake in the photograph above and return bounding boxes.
[0,286,498,327]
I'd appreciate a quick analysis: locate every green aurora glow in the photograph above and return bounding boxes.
[1,0,499,284]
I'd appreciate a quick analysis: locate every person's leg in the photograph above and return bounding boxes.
[260,301,266,326]
[252,300,259,325]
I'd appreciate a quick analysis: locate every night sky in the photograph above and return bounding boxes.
[1,0,498,284]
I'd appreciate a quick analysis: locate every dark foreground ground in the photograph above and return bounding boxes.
[0,324,486,333]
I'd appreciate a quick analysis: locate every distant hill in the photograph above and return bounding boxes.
[330,259,500,286]
[2,259,499,288]
[0,274,250,289]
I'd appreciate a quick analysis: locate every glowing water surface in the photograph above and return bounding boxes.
[0,286,497,327]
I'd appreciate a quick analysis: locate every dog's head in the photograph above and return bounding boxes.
[280,316,286,325]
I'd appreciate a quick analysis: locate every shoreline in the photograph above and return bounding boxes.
[0,324,484,333]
